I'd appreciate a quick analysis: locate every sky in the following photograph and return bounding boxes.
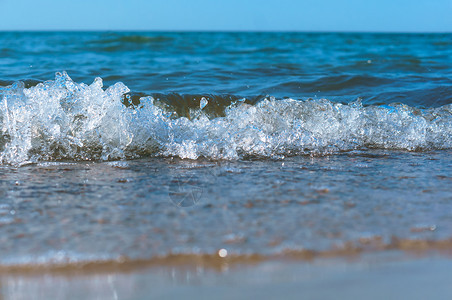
[0,0,451,32]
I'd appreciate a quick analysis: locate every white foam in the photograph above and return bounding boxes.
[0,72,451,165]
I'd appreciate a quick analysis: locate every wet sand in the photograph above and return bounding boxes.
[1,251,452,299]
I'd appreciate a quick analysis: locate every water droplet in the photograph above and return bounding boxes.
[200,97,208,110]
[218,248,228,258]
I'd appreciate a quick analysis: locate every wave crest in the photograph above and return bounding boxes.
[0,72,451,165]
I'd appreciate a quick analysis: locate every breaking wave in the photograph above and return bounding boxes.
[0,72,451,165]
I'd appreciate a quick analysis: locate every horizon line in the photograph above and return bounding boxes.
[0,29,451,34]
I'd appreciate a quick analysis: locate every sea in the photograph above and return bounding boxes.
[0,31,451,297]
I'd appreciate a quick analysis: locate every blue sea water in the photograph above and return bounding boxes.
[0,32,451,164]
[0,32,451,272]
[0,32,451,163]
[1,32,451,107]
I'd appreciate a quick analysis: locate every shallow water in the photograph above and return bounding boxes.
[0,150,450,267]
[0,32,451,270]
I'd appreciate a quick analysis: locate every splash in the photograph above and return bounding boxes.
[0,72,451,165]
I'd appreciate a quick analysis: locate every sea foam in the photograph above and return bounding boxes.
[0,72,450,165]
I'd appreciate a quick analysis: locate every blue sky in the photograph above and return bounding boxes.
[0,0,451,32]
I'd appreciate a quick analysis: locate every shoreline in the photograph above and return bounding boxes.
[2,236,452,275]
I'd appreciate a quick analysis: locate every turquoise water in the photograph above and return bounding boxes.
[0,32,451,268]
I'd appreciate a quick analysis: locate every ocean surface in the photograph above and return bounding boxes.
[0,32,451,271]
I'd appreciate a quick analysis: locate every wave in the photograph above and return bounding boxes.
[85,34,175,52]
[94,35,174,44]
[0,72,451,165]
